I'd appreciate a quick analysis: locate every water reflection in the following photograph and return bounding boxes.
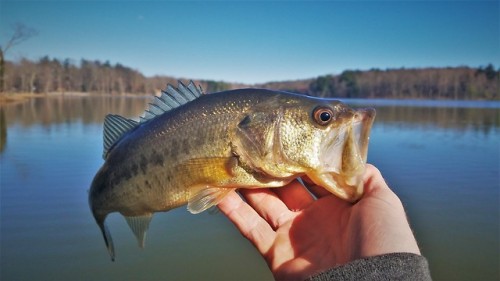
[373,106,499,135]
[1,95,498,280]
[2,95,499,132]
[1,95,150,128]
[0,108,6,153]
[1,95,497,158]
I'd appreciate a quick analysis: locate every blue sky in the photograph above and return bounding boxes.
[1,0,498,84]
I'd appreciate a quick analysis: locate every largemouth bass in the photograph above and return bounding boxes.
[89,81,375,260]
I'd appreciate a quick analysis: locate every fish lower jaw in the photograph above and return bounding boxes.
[343,175,364,202]
[332,178,363,203]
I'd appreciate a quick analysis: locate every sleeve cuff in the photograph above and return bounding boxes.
[306,252,432,281]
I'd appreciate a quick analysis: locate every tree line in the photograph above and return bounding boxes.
[4,57,162,95]
[2,56,498,100]
[2,56,235,95]
[307,65,498,100]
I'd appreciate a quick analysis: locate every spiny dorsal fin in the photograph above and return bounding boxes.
[125,214,153,248]
[103,114,139,159]
[102,81,204,157]
[140,80,204,123]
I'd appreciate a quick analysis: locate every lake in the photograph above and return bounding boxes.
[1,95,499,281]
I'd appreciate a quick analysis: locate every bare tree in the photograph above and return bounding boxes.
[0,23,38,93]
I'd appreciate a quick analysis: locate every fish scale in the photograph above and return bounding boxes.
[89,81,375,260]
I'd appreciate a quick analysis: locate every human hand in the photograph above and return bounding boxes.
[217,164,421,281]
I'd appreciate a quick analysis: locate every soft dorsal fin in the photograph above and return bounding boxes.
[103,114,139,159]
[124,214,153,248]
[140,80,204,123]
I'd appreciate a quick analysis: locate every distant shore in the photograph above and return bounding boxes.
[0,92,151,106]
[2,90,499,107]
[4,57,499,101]
[0,93,40,105]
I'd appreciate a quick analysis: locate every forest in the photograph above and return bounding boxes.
[1,56,498,100]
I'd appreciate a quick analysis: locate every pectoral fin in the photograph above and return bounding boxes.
[188,187,235,214]
[125,214,153,248]
[180,157,238,214]
[179,157,238,185]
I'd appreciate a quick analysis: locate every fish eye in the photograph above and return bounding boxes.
[313,106,335,126]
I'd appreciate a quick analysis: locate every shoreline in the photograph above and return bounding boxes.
[0,92,151,106]
[1,91,497,107]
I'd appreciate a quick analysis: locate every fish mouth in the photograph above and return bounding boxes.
[313,107,376,202]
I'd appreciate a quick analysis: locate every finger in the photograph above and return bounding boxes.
[360,164,404,209]
[218,190,276,254]
[273,180,314,211]
[363,164,391,194]
[363,164,381,184]
[239,188,294,230]
[306,184,331,199]
[301,176,331,198]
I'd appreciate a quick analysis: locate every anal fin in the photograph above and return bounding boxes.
[125,214,153,248]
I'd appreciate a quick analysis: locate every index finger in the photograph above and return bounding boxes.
[301,176,330,198]
[217,190,276,254]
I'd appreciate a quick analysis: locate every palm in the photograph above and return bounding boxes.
[218,165,420,281]
[265,195,353,281]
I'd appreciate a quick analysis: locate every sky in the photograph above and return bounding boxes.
[0,0,498,84]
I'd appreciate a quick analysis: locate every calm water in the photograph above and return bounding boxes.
[1,95,499,281]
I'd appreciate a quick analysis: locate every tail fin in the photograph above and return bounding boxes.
[94,213,115,261]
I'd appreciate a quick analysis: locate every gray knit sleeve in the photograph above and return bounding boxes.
[305,253,432,281]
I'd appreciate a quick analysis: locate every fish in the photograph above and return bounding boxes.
[89,81,375,260]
